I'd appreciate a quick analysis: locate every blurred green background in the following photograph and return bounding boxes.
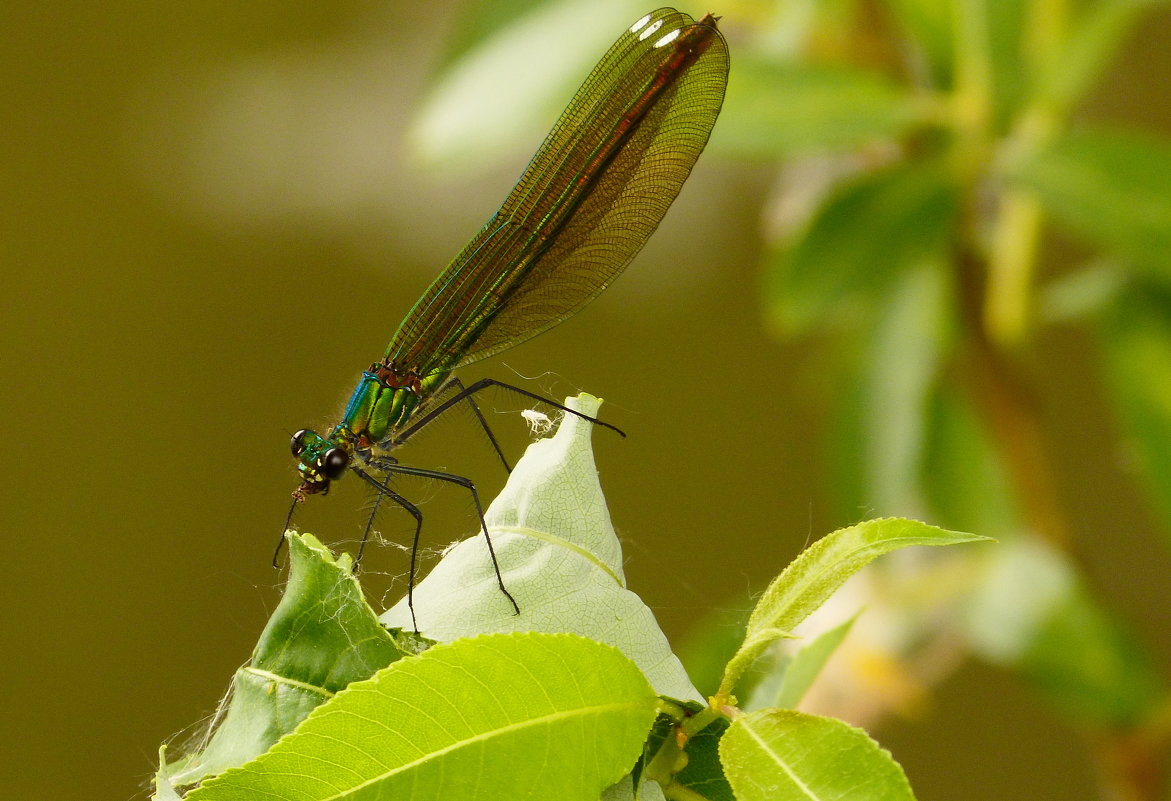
[4,1,1171,799]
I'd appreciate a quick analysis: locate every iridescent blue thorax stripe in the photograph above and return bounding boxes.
[337,365,451,448]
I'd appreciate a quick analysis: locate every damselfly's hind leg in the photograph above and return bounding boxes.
[391,379,625,458]
[355,459,520,630]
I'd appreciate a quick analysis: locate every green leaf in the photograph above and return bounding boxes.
[381,394,701,702]
[720,710,916,801]
[1039,260,1126,323]
[431,0,548,67]
[635,713,676,795]
[772,612,858,710]
[1100,285,1171,539]
[638,702,734,801]
[765,163,958,335]
[154,748,183,801]
[1009,126,1171,275]
[919,384,1019,537]
[409,0,650,172]
[1032,1,1152,112]
[964,539,1165,727]
[985,0,1029,124]
[720,519,988,695]
[156,532,407,792]
[827,265,961,525]
[603,773,662,800]
[858,265,951,514]
[186,633,659,801]
[882,0,953,82]
[715,58,921,159]
[675,715,734,801]
[739,613,859,713]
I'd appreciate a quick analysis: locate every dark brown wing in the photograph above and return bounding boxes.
[385,8,728,377]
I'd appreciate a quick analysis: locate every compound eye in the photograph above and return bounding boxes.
[291,429,309,456]
[321,447,349,480]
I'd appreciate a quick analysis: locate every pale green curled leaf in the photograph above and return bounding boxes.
[155,533,406,794]
[1099,287,1171,540]
[602,773,664,801]
[186,632,660,801]
[382,394,701,702]
[720,519,988,696]
[720,709,916,801]
[765,163,958,335]
[964,539,1165,727]
[1008,126,1171,275]
[409,0,648,172]
[715,59,922,159]
[154,748,183,801]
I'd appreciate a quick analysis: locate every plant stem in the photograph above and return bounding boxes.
[984,188,1042,346]
[663,784,712,801]
[957,242,1073,544]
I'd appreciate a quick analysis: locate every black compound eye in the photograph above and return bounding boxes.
[291,429,309,456]
[321,447,349,480]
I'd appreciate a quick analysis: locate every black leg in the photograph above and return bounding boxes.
[446,376,512,473]
[272,493,302,568]
[390,378,625,452]
[356,468,392,570]
[352,464,426,632]
[359,458,520,619]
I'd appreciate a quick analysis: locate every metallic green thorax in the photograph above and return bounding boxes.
[338,363,449,447]
[292,362,450,495]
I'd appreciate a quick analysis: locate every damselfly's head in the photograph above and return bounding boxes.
[290,428,351,498]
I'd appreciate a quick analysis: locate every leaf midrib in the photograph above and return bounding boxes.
[286,699,647,800]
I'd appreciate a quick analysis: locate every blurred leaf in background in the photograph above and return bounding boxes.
[416,0,1171,796]
[691,0,1171,797]
[9,0,1171,798]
